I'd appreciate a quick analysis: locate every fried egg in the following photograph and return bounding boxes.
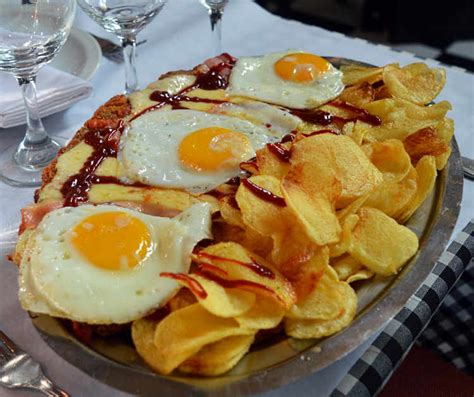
[227,51,344,109]
[19,203,212,324]
[118,109,291,193]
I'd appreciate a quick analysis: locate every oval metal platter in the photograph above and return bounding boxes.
[31,58,464,396]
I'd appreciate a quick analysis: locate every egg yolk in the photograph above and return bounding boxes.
[274,53,330,83]
[178,127,253,172]
[71,212,152,271]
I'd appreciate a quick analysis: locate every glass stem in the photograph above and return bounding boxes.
[17,76,48,145]
[121,36,138,95]
[209,9,223,55]
[14,75,58,170]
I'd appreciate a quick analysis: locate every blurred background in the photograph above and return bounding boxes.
[256,0,474,72]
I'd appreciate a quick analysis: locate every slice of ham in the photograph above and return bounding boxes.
[19,200,64,235]
[195,53,236,76]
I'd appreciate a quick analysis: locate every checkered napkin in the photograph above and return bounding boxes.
[332,220,474,397]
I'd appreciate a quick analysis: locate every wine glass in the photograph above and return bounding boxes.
[0,0,76,187]
[78,0,167,95]
[199,0,229,55]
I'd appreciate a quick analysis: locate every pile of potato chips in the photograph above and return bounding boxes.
[132,61,453,376]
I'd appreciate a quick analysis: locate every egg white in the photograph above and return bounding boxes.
[118,109,287,193]
[18,203,212,324]
[227,51,345,109]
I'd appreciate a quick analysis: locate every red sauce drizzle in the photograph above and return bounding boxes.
[329,100,382,125]
[290,109,333,125]
[266,142,290,162]
[160,272,208,299]
[303,129,339,137]
[241,179,286,207]
[194,269,282,304]
[61,121,125,207]
[287,102,380,127]
[195,251,275,279]
[130,54,236,122]
[281,132,296,143]
[130,91,228,121]
[196,263,228,276]
[226,176,241,185]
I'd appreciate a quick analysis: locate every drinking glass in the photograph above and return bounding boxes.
[199,0,229,55]
[78,0,167,95]
[0,0,76,187]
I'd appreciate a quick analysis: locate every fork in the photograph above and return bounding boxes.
[0,331,69,396]
[462,156,474,180]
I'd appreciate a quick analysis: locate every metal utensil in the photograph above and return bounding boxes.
[462,156,474,180]
[0,330,69,396]
[90,33,147,63]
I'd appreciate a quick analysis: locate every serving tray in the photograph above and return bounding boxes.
[30,58,463,396]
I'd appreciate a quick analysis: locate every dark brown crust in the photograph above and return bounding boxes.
[35,95,132,201]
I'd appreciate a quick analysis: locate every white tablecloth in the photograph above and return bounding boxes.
[0,1,473,396]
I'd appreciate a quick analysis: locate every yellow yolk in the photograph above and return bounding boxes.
[178,127,253,172]
[71,212,152,271]
[274,53,330,83]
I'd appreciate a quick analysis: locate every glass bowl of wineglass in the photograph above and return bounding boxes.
[78,0,167,95]
[0,0,76,187]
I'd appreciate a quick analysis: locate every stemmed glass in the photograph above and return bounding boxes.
[0,0,76,187]
[78,0,167,95]
[199,0,229,55]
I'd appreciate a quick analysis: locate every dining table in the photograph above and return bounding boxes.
[0,1,473,396]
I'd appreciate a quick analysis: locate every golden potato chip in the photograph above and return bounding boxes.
[287,265,351,321]
[132,316,166,374]
[339,82,376,107]
[236,296,285,329]
[270,221,318,270]
[341,64,386,86]
[365,139,412,182]
[329,214,359,258]
[399,155,437,223]
[256,143,290,179]
[235,175,317,267]
[285,247,329,299]
[403,126,449,164]
[167,287,197,312]
[432,118,454,170]
[285,134,383,209]
[280,182,341,247]
[348,207,419,275]
[362,98,451,142]
[336,193,369,222]
[212,220,274,259]
[152,303,254,374]
[162,273,256,318]
[383,63,446,105]
[193,242,296,309]
[347,269,374,284]
[236,175,289,238]
[178,334,255,376]
[284,277,357,338]
[344,121,370,146]
[331,254,361,281]
[219,195,244,228]
[364,166,417,220]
